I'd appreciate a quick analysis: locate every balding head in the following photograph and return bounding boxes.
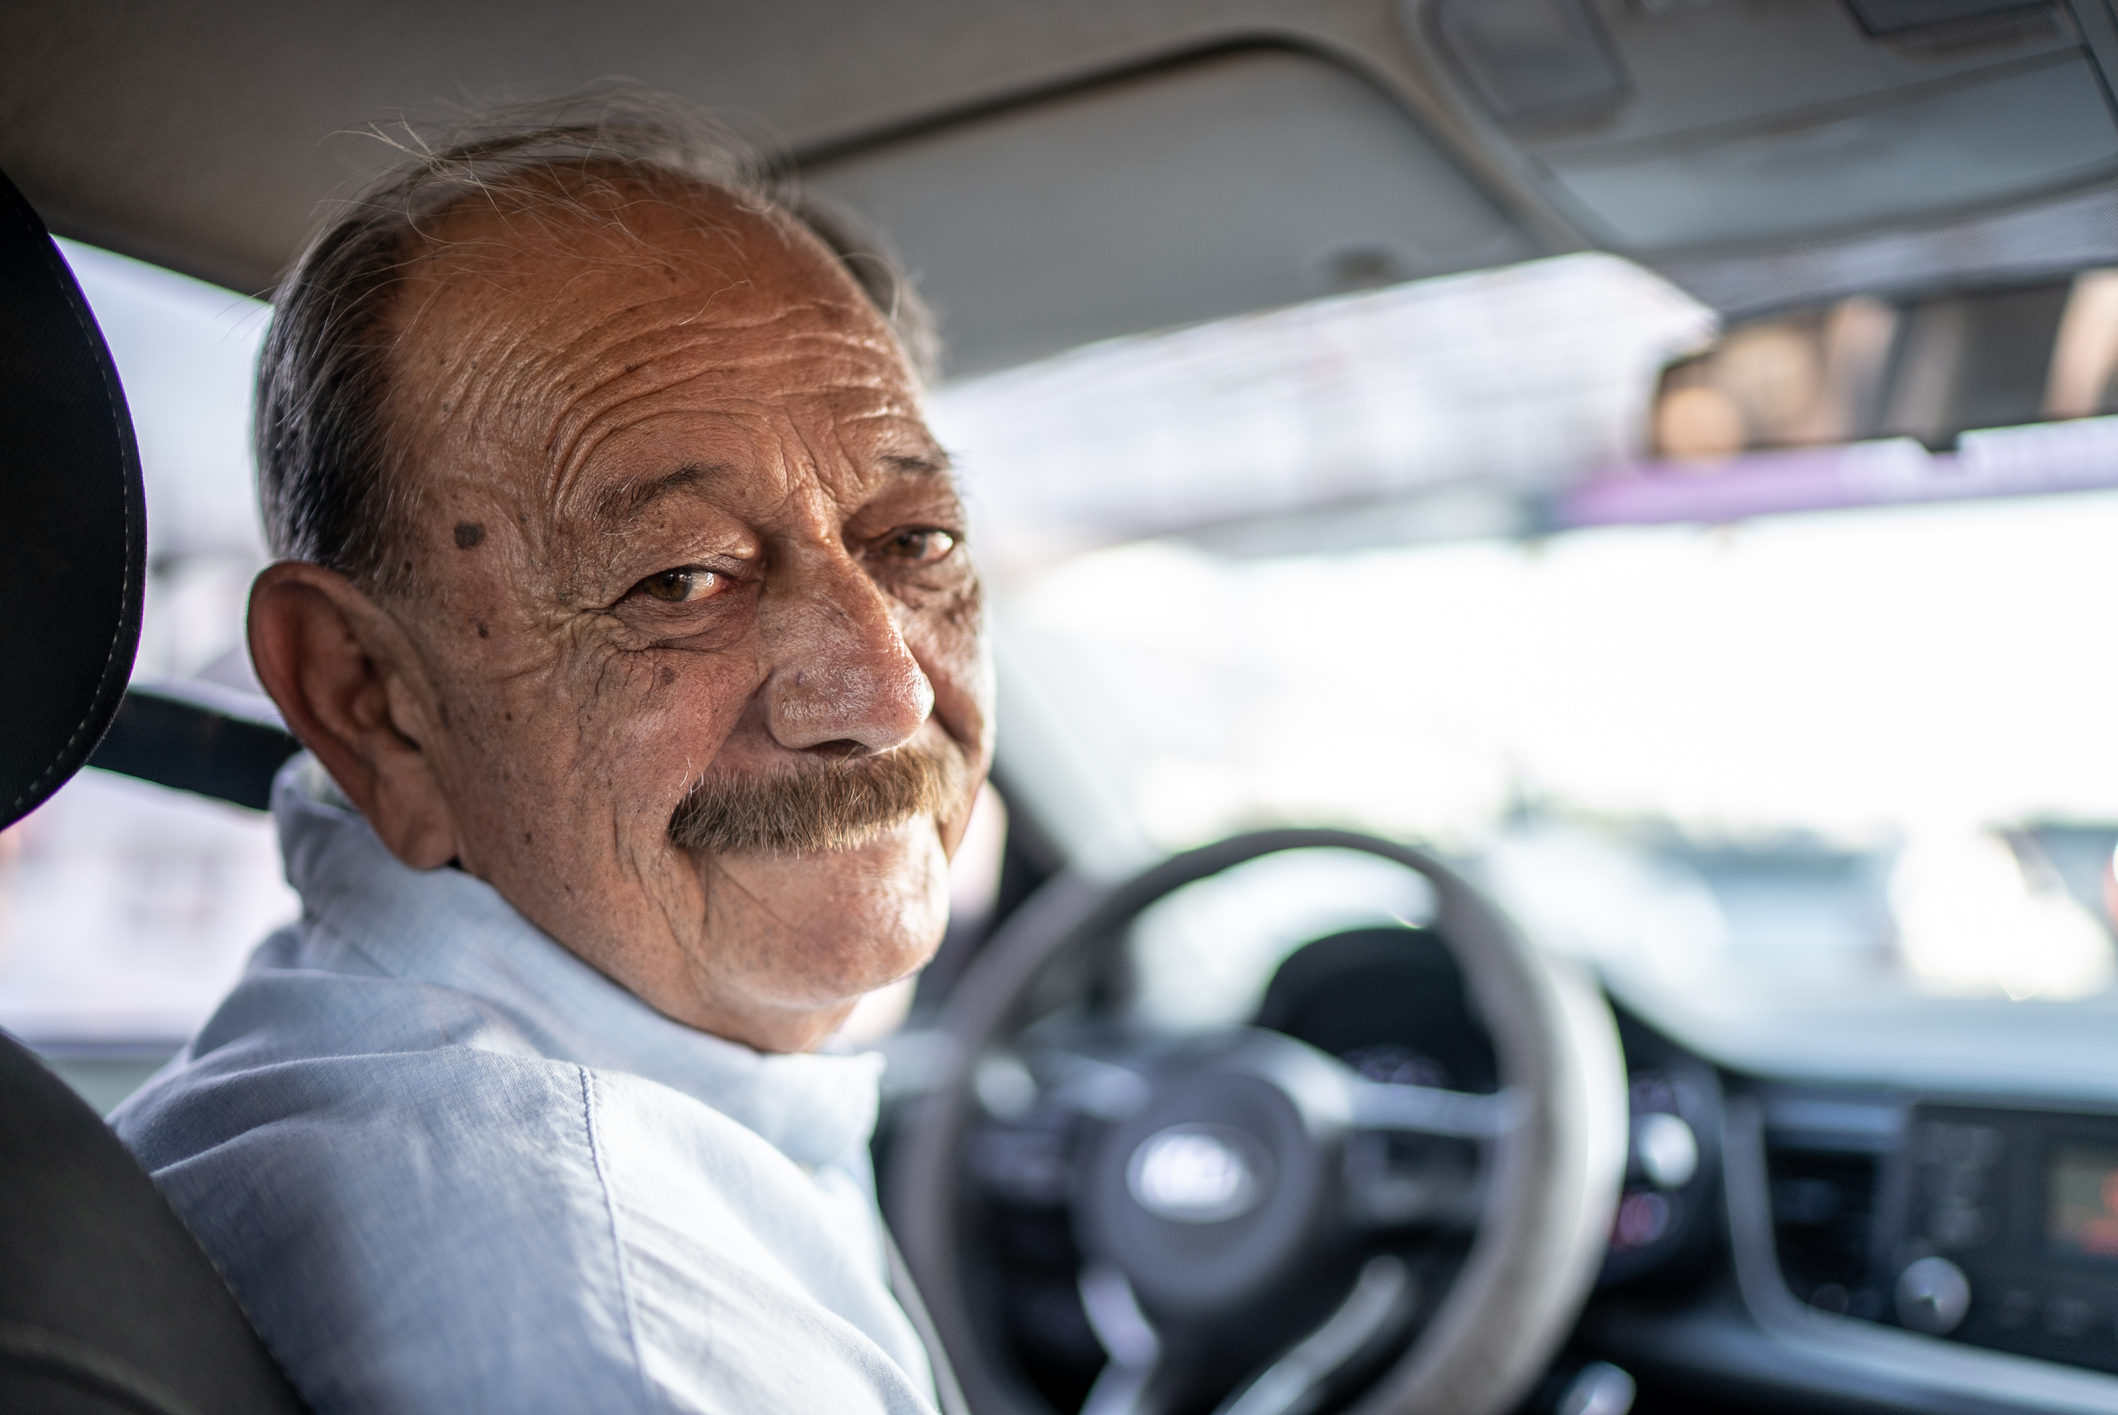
[373,168,904,585]
[257,94,935,598]
[246,97,991,1054]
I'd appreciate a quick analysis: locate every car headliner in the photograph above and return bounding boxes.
[2,3,1508,292]
[10,0,2118,377]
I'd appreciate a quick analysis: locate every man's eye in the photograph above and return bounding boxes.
[878,528,958,564]
[633,568,720,603]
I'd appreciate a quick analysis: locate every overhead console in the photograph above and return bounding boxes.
[1415,0,2118,253]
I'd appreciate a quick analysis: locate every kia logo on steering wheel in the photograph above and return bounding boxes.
[1125,1124,1273,1223]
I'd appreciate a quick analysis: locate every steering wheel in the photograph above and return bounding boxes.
[889,828,1628,1415]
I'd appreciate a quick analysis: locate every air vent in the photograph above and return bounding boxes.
[1768,1143,1885,1318]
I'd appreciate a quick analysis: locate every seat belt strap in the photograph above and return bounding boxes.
[882,1223,974,1415]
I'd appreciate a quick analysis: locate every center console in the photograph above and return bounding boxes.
[1877,1104,2118,1375]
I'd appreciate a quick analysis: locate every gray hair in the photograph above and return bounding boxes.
[255,87,936,592]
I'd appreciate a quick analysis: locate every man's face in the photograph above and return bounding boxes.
[359,181,991,1051]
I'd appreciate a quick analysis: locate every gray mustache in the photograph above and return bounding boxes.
[668,737,972,856]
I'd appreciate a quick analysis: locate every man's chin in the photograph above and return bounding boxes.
[691,813,954,1002]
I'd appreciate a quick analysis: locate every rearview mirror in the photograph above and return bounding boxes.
[1651,272,2118,461]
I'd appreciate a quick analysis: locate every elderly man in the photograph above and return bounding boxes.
[112,102,990,1414]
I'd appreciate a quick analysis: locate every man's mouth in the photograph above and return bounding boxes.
[668,736,973,856]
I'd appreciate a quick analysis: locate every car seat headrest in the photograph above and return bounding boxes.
[0,165,145,831]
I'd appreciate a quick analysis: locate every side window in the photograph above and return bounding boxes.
[0,241,293,1102]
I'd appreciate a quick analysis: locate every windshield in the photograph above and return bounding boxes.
[939,260,2118,1074]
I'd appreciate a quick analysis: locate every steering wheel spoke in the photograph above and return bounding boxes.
[1348,1078,1520,1140]
[1342,1130,1484,1232]
[1076,1262,1166,1415]
[1210,1255,1420,1415]
[1076,1253,1421,1415]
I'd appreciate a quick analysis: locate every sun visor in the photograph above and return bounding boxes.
[802,47,1541,378]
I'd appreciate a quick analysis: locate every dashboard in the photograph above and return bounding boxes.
[895,912,2118,1415]
[1581,1020,2118,1415]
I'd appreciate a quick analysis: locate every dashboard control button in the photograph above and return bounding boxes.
[1897,1257,1971,1335]
[1556,1361,1636,1415]
[1997,1289,2038,1330]
[2045,1297,2097,1339]
[1927,1203,1988,1249]
[1613,1189,1671,1247]
[1634,1112,1699,1189]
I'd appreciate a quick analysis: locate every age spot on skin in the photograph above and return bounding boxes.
[454,521,487,550]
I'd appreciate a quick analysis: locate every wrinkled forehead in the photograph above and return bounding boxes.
[374,174,927,523]
[393,170,870,333]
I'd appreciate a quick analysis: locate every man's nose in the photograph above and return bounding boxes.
[760,555,934,755]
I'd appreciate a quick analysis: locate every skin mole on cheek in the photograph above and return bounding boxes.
[657,665,676,686]
[454,521,486,550]
[476,622,489,638]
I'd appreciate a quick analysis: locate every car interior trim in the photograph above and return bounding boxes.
[1722,1095,2118,1414]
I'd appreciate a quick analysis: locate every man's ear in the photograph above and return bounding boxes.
[248,562,462,870]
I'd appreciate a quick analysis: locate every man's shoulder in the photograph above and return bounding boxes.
[112,1039,909,1412]
[103,937,934,1414]
[113,951,548,1155]
[110,1037,631,1407]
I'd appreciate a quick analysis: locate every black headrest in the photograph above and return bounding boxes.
[0,166,146,831]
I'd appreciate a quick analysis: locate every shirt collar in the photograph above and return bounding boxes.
[271,755,883,1169]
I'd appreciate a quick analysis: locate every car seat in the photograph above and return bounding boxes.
[0,163,310,1414]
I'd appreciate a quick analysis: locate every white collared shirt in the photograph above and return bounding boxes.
[113,757,938,1414]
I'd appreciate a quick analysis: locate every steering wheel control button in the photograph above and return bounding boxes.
[1127,1124,1272,1224]
[972,1053,1037,1120]
[1911,1119,2001,1253]
[1633,1112,1698,1189]
[1896,1256,1972,1335]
